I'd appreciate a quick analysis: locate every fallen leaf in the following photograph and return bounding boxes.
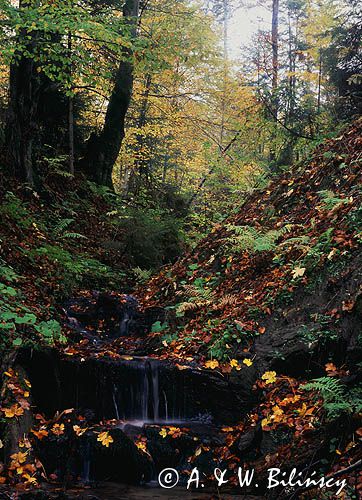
[31,428,49,440]
[97,431,113,447]
[159,428,168,438]
[2,404,24,418]
[51,423,65,436]
[261,371,277,385]
[73,425,87,436]
[205,360,219,370]
[292,267,306,279]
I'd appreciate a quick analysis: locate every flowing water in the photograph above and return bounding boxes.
[110,357,191,427]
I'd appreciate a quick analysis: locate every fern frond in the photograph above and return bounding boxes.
[303,377,345,402]
[225,224,290,254]
[216,294,239,308]
[54,218,74,234]
[176,300,211,314]
[61,232,87,240]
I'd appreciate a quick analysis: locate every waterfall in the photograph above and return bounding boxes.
[151,362,159,421]
[112,384,120,420]
[112,358,187,425]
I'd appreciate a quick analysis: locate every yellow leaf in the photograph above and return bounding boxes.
[230,359,239,368]
[159,428,168,438]
[205,360,219,370]
[23,474,37,484]
[195,446,202,456]
[292,267,306,279]
[10,452,27,464]
[3,404,24,418]
[272,405,284,417]
[51,423,64,436]
[261,417,271,429]
[135,440,147,451]
[73,425,87,436]
[261,371,277,385]
[97,431,113,447]
[243,359,253,367]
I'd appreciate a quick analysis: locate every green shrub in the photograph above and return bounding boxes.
[0,264,66,348]
[111,207,185,269]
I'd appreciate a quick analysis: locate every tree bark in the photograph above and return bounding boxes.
[83,0,140,187]
[271,0,279,118]
[5,0,41,186]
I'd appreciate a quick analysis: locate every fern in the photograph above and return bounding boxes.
[303,377,361,420]
[318,190,351,210]
[133,267,153,284]
[53,219,86,240]
[61,232,87,240]
[278,234,311,251]
[53,218,74,234]
[303,377,345,402]
[226,224,293,254]
[175,281,214,315]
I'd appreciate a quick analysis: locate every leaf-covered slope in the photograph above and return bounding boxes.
[138,119,362,363]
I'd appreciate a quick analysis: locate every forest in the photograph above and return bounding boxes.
[0,0,361,498]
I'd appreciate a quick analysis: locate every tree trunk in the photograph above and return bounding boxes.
[271,0,279,118]
[5,0,41,186]
[269,0,280,166]
[83,0,140,187]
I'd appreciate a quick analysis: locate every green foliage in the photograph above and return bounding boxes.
[303,377,362,420]
[0,0,136,93]
[0,192,33,229]
[43,155,74,178]
[0,264,66,347]
[132,267,153,284]
[303,228,334,268]
[207,321,252,360]
[225,224,292,254]
[52,218,86,240]
[109,206,185,269]
[318,190,351,210]
[24,243,118,298]
[297,316,338,344]
[151,321,168,333]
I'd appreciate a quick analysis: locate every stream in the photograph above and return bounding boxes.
[14,293,248,497]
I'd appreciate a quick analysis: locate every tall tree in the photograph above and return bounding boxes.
[82,0,140,187]
[4,0,41,185]
[271,0,280,118]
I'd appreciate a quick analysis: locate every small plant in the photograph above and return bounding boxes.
[175,278,214,316]
[0,264,67,347]
[318,190,351,211]
[225,224,292,254]
[303,377,362,420]
[132,267,153,284]
[0,192,33,229]
[53,218,86,240]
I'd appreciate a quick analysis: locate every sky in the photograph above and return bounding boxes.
[228,3,270,59]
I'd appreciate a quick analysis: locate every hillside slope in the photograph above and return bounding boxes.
[139,119,362,370]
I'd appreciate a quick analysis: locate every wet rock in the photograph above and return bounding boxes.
[63,293,142,339]
[34,426,153,486]
[18,349,244,425]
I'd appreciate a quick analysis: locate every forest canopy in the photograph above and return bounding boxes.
[0,0,360,216]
